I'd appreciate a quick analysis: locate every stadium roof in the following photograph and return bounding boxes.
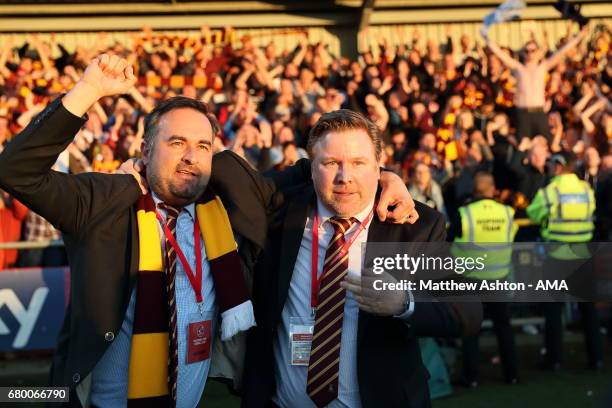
[0,1,609,32]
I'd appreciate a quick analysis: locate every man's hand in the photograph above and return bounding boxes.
[117,158,148,194]
[83,54,136,98]
[63,54,136,118]
[259,121,273,148]
[341,273,408,316]
[518,137,532,152]
[378,171,418,224]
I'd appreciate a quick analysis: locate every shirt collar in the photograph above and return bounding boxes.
[151,192,195,220]
[315,197,375,227]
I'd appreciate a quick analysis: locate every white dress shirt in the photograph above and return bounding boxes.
[272,199,376,408]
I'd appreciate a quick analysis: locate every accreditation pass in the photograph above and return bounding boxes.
[289,317,314,366]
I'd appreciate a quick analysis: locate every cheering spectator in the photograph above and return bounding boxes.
[408,162,447,220]
[578,147,601,187]
[18,211,65,267]
[507,136,550,209]
[482,25,589,142]
[0,21,609,269]
[92,144,120,174]
[0,190,28,269]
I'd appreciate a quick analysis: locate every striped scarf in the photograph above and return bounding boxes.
[127,188,254,405]
[436,109,460,161]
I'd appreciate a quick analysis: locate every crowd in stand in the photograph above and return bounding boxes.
[0,23,611,270]
[0,23,612,399]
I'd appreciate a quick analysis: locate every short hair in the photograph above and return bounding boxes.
[390,128,406,137]
[473,171,496,195]
[306,109,382,161]
[143,96,220,149]
[474,170,495,183]
[551,151,577,172]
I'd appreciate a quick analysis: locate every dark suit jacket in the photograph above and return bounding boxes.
[0,98,309,405]
[243,185,483,408]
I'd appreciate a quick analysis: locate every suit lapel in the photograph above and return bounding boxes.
[365,217,388,242]
[358,218,412,346]
[276,187,315,319]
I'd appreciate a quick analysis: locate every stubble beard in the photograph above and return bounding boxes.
[148,169,209,206]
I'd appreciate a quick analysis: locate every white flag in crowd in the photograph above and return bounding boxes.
[480,0,526,37]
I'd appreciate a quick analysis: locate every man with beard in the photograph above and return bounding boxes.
[0,55,416,407]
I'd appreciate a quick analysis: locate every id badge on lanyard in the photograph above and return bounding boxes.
[289,316,315,366]
[290,206,374,366]
[156,210,212,364]
[187,310,214,364]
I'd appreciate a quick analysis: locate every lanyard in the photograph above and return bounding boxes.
[310,205,375,316]
[156,210,203,304]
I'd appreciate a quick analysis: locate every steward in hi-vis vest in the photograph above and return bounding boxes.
[453,172,519,387]
[527,151,602,371]
[454,197,517,280]
[527,154,595,243]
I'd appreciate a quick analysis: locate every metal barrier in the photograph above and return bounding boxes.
[0,218,551,352]
[0,240,64,250]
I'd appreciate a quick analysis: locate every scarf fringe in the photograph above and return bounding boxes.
[220,300,256,341]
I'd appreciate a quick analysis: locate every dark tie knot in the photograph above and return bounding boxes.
[158,203,181,221]
[329,216,357,235]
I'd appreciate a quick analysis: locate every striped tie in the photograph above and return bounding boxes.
[307,216,356,408]
[159,203,180,406]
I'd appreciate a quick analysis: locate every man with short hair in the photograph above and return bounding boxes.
[508,137,550,210]
[482,25,588,142]
[0,56,416,407]
[243,109,482,408]
[527,150,602,371]
[1,54,258,408]
[452,171,519,387]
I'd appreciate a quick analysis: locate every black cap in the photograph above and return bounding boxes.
[551,150,577,167]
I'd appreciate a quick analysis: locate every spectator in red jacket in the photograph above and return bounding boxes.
[0,189,29,269]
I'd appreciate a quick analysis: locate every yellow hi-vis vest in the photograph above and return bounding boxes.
[541,174,595,243]
[453,199,517,280]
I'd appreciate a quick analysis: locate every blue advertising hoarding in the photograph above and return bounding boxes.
[0,267,69,351]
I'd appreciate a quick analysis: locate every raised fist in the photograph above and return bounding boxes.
[80,54,136,99]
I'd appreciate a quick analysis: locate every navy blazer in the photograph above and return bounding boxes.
[242,185,483,408]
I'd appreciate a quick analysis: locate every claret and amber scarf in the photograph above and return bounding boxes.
[127,188,254,406]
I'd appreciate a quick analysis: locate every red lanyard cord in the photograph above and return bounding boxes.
[310,205,375,314]
[156,210,203,304]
